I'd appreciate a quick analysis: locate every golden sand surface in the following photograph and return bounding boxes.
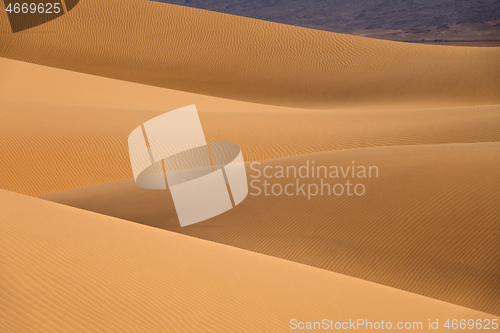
[41,143,500,316]
[1,58,499,196]
[1,189,499,332]
[1,0,499,108]
[1,0,499,330]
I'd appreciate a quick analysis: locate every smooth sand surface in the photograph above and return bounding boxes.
[1,57,499,197]
[1,189,499,332]
[42,143,500,316]
[1,0,499,108]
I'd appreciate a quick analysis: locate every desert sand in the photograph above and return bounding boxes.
[2,189,499,332]
[1,57,499,196]
[41,142,500,316]
[1,0,499,331]
[1,0,499,108]
[150,0,500,43]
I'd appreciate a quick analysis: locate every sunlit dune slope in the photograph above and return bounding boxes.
[1,190,498,332]
[2,58,499,197]
[42,143,500,316]
[0,0,499,108]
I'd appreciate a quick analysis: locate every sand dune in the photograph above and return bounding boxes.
[1,0,499,108]
[153,0,500,42]
[1,189,498,332]
[41,142,500,316]
[1,0,499,328]
[1,57,499,197]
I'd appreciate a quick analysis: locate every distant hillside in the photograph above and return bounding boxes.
[154,0,500,42]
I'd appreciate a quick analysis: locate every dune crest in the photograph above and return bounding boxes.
[1,0,499,107]
[1,0,499,328]
[1,57,499,197]
[41,142,500,315]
